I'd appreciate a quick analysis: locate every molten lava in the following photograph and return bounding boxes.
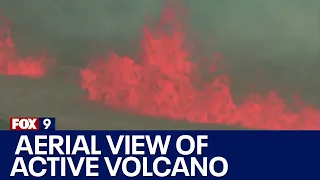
[0,19,53,78]
[80,3,319,130]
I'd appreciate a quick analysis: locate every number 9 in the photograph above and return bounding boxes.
[43,118,51,129]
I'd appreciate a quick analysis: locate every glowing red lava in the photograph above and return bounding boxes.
[0,19,53,78]
[80,3,319,130]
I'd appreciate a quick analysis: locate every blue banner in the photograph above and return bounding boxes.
[0,130,319,180]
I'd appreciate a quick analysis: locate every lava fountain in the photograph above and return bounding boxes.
[0,18,54,78]
[80,2,319,130]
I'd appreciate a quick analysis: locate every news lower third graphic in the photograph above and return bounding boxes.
[0,120,319,180]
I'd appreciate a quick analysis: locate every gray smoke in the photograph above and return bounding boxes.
[1,0,319,55]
